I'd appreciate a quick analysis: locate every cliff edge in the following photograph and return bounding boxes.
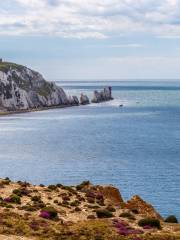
[0,62,76,111]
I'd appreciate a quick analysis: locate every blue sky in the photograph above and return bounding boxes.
[0,0,180,80]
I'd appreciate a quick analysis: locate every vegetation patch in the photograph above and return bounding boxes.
[40,206,58,220]
[165,215,178,223]
[119,212,135,220]
[96,209,114,218]
[138,218,161,229]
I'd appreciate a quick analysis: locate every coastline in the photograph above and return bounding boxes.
[0,104,79,117]
[0,96,115,117]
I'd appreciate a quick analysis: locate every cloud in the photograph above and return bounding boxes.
[1,0,180,38]
[110,44,143,48]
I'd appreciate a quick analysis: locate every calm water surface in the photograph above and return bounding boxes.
[0,81,179,220]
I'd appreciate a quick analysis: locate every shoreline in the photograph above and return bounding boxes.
[0,97,115,117]
[0,104,80,117]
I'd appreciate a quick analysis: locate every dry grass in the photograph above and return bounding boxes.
[0,178,179,240]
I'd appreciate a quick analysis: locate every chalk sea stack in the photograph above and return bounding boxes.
[91,87,113,103]
[80,93,90,105]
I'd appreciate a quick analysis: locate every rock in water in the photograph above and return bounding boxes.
[80,93,90,105]
[0,62,77,111]
[91,87,113,103]
[69,96,79,106]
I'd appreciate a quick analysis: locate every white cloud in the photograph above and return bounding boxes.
[110,44,143,48]
[1,0,180,38]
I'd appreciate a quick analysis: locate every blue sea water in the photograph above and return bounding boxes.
[0,80,179,220]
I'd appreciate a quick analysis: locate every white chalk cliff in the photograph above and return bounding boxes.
[0,62,77,111]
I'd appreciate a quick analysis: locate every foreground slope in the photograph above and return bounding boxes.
[0,178,179,240]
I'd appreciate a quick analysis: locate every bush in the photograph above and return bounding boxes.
[87,197,95,204]
[12,189,21,196]
[48,185,57,190]
[40,206,58,219]
[13,188,30,197]
[17,181,30,187]
[56,183,63,188]
[9,194,21,204]
[76,181,90,191]
[22,205,37,212]
[165,215,178,223]
[119,212,135,220]
[138,218,161,229]
[31,195,41,202]
[62,196,70,201]
[62,186,76,194]
[106,205,116,212]
[96,199,105,206]
[131,209,139,214]
[70,200,80,207]
[96,209,114,218]
[2,179,10,185]
[74,207,81,212]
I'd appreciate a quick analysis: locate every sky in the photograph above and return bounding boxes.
[0,0,180,80]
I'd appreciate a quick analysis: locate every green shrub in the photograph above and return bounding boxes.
[96,199,105,206]
[70,200,80,207]
[10,194,21,204]
[96,209,114,218]
[41,206,58,219]
[31,195,41,202]
[119,212,135,220]
[56,183,63,188]
[12,189,21,196]
[165,215,178,223]
[62,200,69,206]
[2,179,10,185]
[22,205,37,212]
[48,185,57,190]
[87,197,95,204]
[138,218,161,229]
[131,209,139,214]
[74,207,81,212]
[106,205,116,212]
[13,187,30,196]
[76,181,90,191]
[61,186,76,194]
[6,204,14,209]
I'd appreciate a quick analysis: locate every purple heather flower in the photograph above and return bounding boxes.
[143,225,153,229]
[30,222,39,230]
[39,211,51,219]
[113,219,144,236]
[4,197,12,203]
[96,193,104,200]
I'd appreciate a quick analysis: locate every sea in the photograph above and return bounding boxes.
[0,80,179,220]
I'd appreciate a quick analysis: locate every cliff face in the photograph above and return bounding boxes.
[0,62,72,111]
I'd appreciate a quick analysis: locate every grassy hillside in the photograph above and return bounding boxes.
[0,178,178,240]
[0,62,24,73]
